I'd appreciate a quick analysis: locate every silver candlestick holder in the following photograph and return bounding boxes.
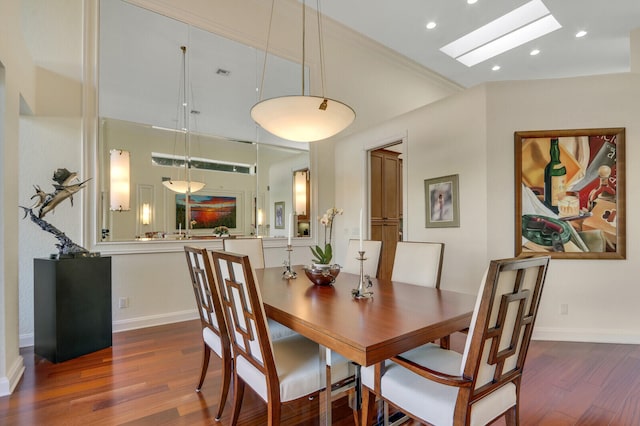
[352,250,373,299]
[282,244,297,279]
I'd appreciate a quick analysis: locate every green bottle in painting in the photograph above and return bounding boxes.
[544,138,566,213]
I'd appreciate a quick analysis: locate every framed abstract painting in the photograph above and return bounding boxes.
[514,128,625,259]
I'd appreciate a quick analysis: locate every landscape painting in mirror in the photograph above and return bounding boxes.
[176,194,237,230]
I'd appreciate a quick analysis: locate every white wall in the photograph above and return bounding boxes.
[334,73,640,344]
[486,73,640,343]
[333,85,490,291]
[18,117,83,345]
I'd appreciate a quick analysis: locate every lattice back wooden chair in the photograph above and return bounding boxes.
[361,255,550,426]
[184,246,232,421]
[210,249,352,425]
[391,241,445,288]
[222,238,295,341]
[342,239,383,278]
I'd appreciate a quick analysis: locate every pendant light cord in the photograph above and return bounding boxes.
[315,0,326,99]
[257,0,328,100]
[257,0,276,102]
[301,0,306,96]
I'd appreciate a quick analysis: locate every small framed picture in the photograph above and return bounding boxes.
[425,174,460,228]
[274,201,285,229]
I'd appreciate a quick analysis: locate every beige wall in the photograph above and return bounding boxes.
[334,72,640,343]
[0,0,37,396]
[486,73,640,342]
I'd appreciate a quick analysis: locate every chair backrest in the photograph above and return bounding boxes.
[460,256,550,405]
[341,239,383,277]
[184,246,230,357]
[209,249,278,402]
[390,241,444,287]
[223,238,265,269]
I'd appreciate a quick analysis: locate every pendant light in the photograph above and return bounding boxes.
[162,45,206,194]
[251,0,355,142]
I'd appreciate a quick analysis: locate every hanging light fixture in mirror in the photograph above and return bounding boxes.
[251,0,355,142]
[162,45,206,194]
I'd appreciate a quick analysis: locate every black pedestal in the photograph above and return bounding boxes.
[34,256,112,363]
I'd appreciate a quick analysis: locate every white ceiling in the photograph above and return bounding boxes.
[100,0,639,145]
[314,0,640,88]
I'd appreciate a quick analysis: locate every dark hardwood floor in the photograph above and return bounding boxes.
[1,319,639,425]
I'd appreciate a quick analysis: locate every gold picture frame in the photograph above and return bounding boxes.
[515,128,625,259]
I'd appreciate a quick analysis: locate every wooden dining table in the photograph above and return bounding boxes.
[254,265,476,424]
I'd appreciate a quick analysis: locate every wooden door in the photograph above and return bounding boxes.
[371,220,400,280]
[370,147,402,280]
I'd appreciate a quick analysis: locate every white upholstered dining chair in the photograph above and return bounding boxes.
[223,237,265,268]
[183,246,232,421]
[209,249,353,425]
[391,241,444,288]
[361,255,551,426]
[341,239,383,277]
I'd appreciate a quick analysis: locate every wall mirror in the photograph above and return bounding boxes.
[97,0,311,243]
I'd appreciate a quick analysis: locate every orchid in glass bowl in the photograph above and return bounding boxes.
[310,207,343,265]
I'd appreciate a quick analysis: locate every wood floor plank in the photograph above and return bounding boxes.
[1,320,639,425]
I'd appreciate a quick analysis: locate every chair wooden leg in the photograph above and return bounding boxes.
[215,353,232,421]
[361,386,377,426]
[267,398,282,426]
[504,404,519,426]
[440,335,451,350]
[196,343,211,391]
[230,374,245,426]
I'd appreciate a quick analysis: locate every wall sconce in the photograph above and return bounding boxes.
[141,203,151,225]
[257,208,264,226]
[294,169,308,216]
[110,149,130,211]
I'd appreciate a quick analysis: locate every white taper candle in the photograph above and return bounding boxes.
[359,208,363,251]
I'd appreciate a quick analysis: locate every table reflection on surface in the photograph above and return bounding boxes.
[255,265,475,367]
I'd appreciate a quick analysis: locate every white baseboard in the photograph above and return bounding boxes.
[19,310,199,349]
[20,333,34,348]
[533,327,640,344]
[19,316,639,352]
[0,355,25,397]
[112,309,199,333]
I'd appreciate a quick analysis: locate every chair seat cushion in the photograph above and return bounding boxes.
[236,333,351,403]
[268,319,297,340]
[362,343,516,426]
[202,327,223,358]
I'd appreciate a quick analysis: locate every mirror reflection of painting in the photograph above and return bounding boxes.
[176,194,236,229]
[274,202,285,229]
[430,182,453,222]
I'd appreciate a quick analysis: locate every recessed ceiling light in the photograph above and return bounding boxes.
[492,65,501,71]
[426,22,437,30]
[468,0,478,4]
[530,49,540,55]
[440,0,561,67]
[575,30,587,38]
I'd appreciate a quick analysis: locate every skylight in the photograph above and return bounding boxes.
[440,0,561,67]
